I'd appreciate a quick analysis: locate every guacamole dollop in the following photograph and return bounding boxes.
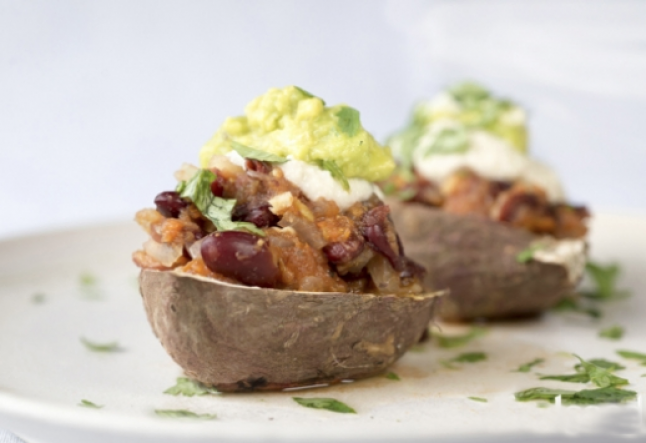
[199,86,395,182]
[388,82,528,170]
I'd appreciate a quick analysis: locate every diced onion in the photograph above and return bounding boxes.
[187,237,206,260]
[278,213,327,250]
[143,239,183,267]
[367,255,400,293]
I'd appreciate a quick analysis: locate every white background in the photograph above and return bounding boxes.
[1,0,645,239]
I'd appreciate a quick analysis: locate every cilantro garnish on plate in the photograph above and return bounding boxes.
[514,358,544,373]
[164,377,219,396]
[293,397,356,414]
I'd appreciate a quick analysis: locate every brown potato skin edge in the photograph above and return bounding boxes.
[388,200,577,322]
[139,269,438,392]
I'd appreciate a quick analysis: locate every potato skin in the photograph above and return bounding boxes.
[388,201,576,322]
[139,269,438,392]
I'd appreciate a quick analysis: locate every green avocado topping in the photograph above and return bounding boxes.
[387,82,527,170]
[199,86,395,182]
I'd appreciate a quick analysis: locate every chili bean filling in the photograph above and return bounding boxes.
[382,168,589,239]
[134,157,424,295]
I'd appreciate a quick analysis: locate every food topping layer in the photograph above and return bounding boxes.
[388,82,566,203]
[199,86,395,183]
[383,168,589,239]
[413,128,565,203]
[222,151,383,211]
[134,157,424,294]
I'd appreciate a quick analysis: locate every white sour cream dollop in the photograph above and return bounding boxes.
[532,238,587,284]
[225,152,381,210]
[413,125,565,202]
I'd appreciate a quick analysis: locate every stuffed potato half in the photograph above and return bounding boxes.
[134,86,443,390]
[384,83,588,321]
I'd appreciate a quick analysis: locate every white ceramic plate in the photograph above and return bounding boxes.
[0,214,645,443]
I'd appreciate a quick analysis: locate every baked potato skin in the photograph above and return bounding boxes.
[388,201,572,322]
[140,269,437,392]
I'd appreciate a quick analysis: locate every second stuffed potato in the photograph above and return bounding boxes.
[385,83,589,321]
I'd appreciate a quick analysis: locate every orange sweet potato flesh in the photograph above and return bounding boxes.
[388,201,576,322]
[139,269,440,392]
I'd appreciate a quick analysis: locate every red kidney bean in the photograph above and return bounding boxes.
[210,175,226,197]
[245,159,272,174]
[361,206,400,268]
[488,180,512,199]
[323,237,364,264]
[361,206,426,279]
[154,191,188,218]
[497,192,541,223]
[232,202,278,228]
[201,231,280,288]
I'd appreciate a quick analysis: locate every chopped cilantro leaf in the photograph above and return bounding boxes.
[164,377,219,396]
[515,358,544,373]
[449,82,490,103]
[565,387,637,405]
[79,272,103,299]
[397,188,417,201]
[573,355,628,388]
[423,127,469,156]
[31,293,46,304]
[80,337,121,353]
[180,169,264,236]
[154,409,216,420]
[574,359,624,372]
[540,373,590,383]
[516,244,541,263]
[79,399,103,409]
[388,124,425,171]
[515,386,636,405]
[441,352,486,369]
[180,168,217,213]
[381,182,397,195]
[551,296,602,319]
[336,106,360,137]
[230,141,287,163]
[515,387,574,402]
[540,355,628,387]
[293,397,356,414]
[294,86,326,105]
[434,326,486,348]
[599,325,624,340]
[79,272,97,287]
[616,349,646,365]
[582,261,630,301]
[315,159,350,191]
[452,352,487,363]
[385,372,400,381]
[468,396,488,403]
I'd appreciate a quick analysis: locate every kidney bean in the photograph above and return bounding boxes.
[497,192,541,223]
[361,207,425,279]
[323,237,364,264]
[232,202,278,228]
[489,180,512,199]
[210,175,226,197]
[361,206,400,268]
[245,159,272,174]
[154,191,188,218]
[201,231,280,288]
